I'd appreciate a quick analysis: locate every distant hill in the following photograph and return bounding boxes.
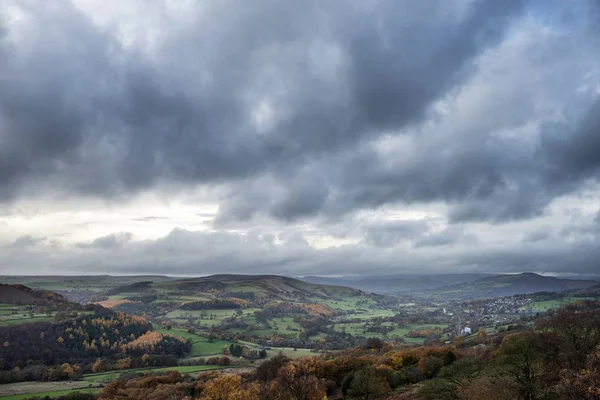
[0,275,177,303]
[300,273,491,294]
[432,272,599,299]
[132,274,366,301]
[0,283,75,305]
[0,284,81,314]
[94,274,386,323]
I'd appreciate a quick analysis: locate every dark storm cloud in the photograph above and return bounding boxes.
[2,0,600,277]
[1,0,526,210]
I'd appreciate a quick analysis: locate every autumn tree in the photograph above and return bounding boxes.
[202,375,260,400]
[556,344,600,400]
[498,333,541,400]
[92,358,110,373]
[274,357,326,400]
[346,365,390,400]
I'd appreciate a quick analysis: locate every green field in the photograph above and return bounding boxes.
[82,364,224,383]
[155,327,232,355]
[0,388,101,400]
[520,297,600,312]
[265,347,318,359]
[0,304,55,327]
[330,322,446,339]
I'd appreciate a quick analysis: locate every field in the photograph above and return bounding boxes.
[1,275,447,354]
[519,297,600,312]
[0,304,56,327]
[82,365,224,383]
[0,381,102,399]
[155,327,233,355]
[329,322,446,341]
[0,388,101,400]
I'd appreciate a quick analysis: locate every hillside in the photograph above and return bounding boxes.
[0,283,75,306]
[162,274,365,300]
[0,275,176,304]
[86,274,403,346]
[432,272,598,299]
[300,273,491,294]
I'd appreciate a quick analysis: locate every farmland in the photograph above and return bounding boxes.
[0,303,56,327]
[0,381,102,400]
[154,326,233,355]
[82,365,224,383]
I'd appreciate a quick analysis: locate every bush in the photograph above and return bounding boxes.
[218,356,231,366]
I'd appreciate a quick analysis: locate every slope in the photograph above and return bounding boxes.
[432,272,598,299]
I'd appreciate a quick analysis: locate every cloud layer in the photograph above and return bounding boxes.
[1,0,599,276]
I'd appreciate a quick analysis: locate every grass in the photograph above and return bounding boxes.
[268,316,302,336]
[519,297,600,312]
[82,365,223,383]
[403,337,426,344]
[0,388,101,400]
[330,322,446,339]
[265,347,318,359]
[0,304,57,327]
[155,327,232,355]
[0,316,55,327]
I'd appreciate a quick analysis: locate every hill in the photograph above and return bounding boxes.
[87,274,403,346]
[0,275,176,304]
[0,283,76,306]
[300,273,491,294]
[163,274,365,300]
[432,272,598,299]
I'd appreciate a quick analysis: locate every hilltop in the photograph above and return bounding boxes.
[432,272,598,299]
[0,283,76,306]
[161,274,365,299]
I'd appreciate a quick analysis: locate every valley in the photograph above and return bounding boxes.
[1,273,599,400]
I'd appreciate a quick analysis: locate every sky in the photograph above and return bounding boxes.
[1,0,599,277]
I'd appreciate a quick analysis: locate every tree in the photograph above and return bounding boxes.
[458,376,522,400]
[347,365,389,400]
[92,358,109,373]
[229,344,243,357]
[498,333,541,400]
[218,356,231,366]
[556,344,600,400]
[416,357,483,400]
[364,338,383,352]
[275,357,326,400]
[203,375,260,400]
[419,356,442,379]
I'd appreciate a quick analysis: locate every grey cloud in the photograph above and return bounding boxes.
[77,232,133,249]
[8,235,46,248]
[523,230,552,243]
[2,0,600,278]
[3,222,600,277]
[1,0,525,211]
[218,11,600,223]
[414,226,475,248]
[362,220,429,248]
